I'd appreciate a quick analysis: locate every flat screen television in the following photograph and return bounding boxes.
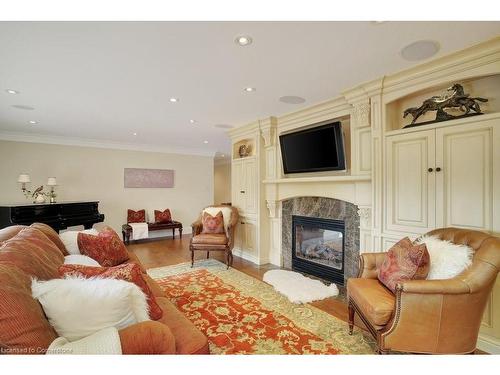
[279,121,346,174]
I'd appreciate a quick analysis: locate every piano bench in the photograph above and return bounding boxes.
[121,221,183,245]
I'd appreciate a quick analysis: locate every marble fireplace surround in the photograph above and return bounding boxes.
[281,196,360,285]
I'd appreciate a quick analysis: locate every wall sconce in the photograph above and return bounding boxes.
[17,174,59,204]
[17,173,31,195]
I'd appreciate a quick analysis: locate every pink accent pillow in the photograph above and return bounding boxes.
[154,209,172,223]
[201,211,225,234]
[127,209,146,223]
[377,237,430,293]
[77,227,129,267]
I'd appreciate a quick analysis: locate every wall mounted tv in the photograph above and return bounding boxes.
[279,121,346,174]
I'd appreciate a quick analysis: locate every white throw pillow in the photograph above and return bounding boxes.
[59,229,99,255]
[32,276,150,342]
[415,235,473,280]
[203,206,232,234]
[64,254,100,266]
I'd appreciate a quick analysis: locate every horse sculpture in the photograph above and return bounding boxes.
[403,83,488,125]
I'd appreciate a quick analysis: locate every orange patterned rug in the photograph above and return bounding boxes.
[149,260,375,354]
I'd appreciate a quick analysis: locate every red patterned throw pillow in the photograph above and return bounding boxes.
[59,263,163,320]
[127,209,146,223]
[77,227,129,267]
[201,211,225,234]
[377,237,430,293]
[154,209,172,223]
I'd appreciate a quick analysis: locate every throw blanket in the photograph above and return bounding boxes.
[129,222,149,240]
[47,327,122,355]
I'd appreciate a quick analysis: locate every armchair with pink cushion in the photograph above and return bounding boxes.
[190,205,239,269]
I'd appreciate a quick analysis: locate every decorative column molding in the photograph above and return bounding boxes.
[266,199,280,218]
[259,117,279,181]
[259,117,277,148]
[351,102,371,128]
[357,206,371,229]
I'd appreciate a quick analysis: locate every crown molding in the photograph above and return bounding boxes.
[226,120,260,139]
[0,130,216,157]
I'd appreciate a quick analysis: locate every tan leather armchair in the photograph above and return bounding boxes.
[190,206,239,269]
[347,228,500,354]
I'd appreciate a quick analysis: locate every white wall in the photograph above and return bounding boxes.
[213,161,231,204]
[0,140,214,234]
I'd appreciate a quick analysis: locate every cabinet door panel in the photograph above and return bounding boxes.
[385,130,435,233]
[245,221,256,254]
[436,124,492,230]
[231,161,244,212]
[244,158,257,214]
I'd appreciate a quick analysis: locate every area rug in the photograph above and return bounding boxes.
[262,269,339,304]
[148,259,376,354]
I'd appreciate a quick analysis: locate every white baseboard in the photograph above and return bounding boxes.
[232,248,261,265]
[477,333,500,354]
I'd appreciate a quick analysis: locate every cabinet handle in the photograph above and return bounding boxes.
[436,167,442,172]
[240,190,245,194]
[428,168,434,172]
[240,221,245,224]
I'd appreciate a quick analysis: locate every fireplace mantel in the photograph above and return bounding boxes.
[263,175,370,184]
[264,177,371,218]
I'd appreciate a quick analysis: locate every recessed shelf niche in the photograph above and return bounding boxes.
[385,74,500,132]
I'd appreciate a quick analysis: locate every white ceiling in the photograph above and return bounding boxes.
[0,21,499,156]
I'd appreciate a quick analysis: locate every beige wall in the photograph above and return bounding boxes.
[0,140,214,235]
[213,161,231,205]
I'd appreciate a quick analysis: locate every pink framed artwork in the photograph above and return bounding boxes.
[124,168,174,188]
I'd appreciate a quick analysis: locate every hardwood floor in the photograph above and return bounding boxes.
[128,234,363,328]
[128,234,486,354]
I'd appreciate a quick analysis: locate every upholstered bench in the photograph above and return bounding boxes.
[122,221,183,244]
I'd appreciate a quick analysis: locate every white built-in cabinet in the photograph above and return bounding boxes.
[229,128,267,265]
[231,157,258,216]
[232,157,258,256]
[385,118,499,235]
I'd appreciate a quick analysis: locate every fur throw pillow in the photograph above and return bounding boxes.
[32,276,149,342]
[59,263,163,320]
[414,235,473,279]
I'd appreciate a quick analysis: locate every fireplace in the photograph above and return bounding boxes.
[292,215,345,285]
[282,197,359,286]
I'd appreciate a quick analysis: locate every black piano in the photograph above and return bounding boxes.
[0,201,105,232]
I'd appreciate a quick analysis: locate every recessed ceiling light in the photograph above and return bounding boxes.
[214,124,234,129]
[169,98,179,103]
[279,96,306,104]
[11,104,35,110]
[133,132,137,136]
[401,40,440,61]
[235,35,252,46]
[244,87,256,92]
[28,120,38,125]
[189,119,196,124]
[6,89,19,94]
[203,140,209,144]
